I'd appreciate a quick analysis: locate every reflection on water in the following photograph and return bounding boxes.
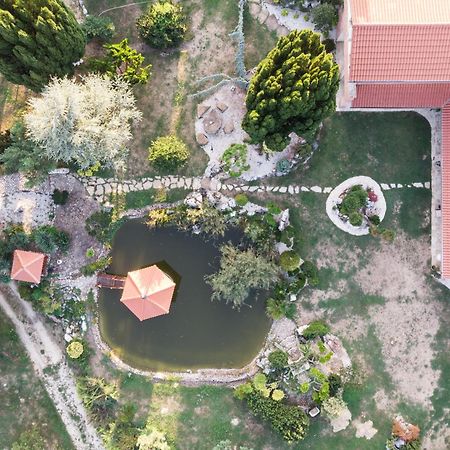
[98,220,271,371]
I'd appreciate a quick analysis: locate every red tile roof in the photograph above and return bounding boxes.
[351,0,450,25]
[442,103,450,279]
[441,103,450,279]
[352,83,450,108]
[11,250,46,284]
[350,25,450,82]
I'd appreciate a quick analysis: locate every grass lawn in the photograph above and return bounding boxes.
[274,111,431,187]
[0,308,74,449]
[83,0,277,179]
[0,74,29,132]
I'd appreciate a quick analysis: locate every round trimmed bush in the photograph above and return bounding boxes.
[136,0,187,49]
[369,214,381,225]
[66,341,84,359]
[235,193,248,207]
[339,185,368,216]
[279,250,301,272]
[148,135,189,172]
[268,350,289,370]
[349,211,363,226]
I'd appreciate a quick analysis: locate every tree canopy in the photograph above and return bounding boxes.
[25,74,142,170]
[0,0,86,91]
[242,30,339,151]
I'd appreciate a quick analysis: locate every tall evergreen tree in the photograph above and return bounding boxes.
[0,0,86,91]
[242,30,340,151]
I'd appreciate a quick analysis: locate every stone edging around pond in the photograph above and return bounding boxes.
[90,311,273,386]
[326,176,387,236]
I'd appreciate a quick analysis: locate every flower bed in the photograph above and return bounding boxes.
[326,176,386,236]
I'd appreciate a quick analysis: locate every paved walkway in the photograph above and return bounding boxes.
[0,285,104,450]
[78,175,431,203]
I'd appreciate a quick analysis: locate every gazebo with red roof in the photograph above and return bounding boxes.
[120,265,176,321]
[10,250,46,284]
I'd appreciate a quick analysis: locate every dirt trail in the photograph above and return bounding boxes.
[0,284,104,450]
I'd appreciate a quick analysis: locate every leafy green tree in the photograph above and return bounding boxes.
[0,121,56,186]
[311,3,339,36]
[25,74,142,170]
[82,15,115,41]
[91,38,151,85]
[205,244,279,308]
[136,0,187,49]
[242,30,339,151]
[148,134,189,171]
[0,0,86,91]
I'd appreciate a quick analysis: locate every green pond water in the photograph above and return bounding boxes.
[98,220,271,371]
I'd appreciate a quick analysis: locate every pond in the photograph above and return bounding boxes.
[98,219,271,372]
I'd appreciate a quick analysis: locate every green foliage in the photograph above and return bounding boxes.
[205,244,279,308]
[52,189,69,205]
[0,129,11,153]
[82,15,115,42]
[19,280,61,315]
[66,341,84,359]
[234,382,254,400]
[276,158,291,174]
[322,38,336,52]
[0,122,56,186]
[299,382,310,394]
[310,3,339,36]
[302,320,330,339]
[137,428,170,450]
[85,210,125,245]
[242,29,339,151]
[136,0,187,49]
[148,135,189,172]
[93,38,151,85]
[265,297,296,320]
[80,256,112,276]
[268,350,289,370]
[369,214,381,225]
[301,260,319,286]
[32,225,70,253]
[322,395,347,418]
[312,381,330,404]
[279,250,301,272]
[349,211,363,227]
[0,0,86,91]
[221,143,249,177]
[12,427,46,450]
[328,373,342,396]
[235,193,249,206]
[212,441,253,450]
[245,391,309,442]
[339,185,368,216]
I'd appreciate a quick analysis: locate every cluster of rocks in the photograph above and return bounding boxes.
[196,101,235,146]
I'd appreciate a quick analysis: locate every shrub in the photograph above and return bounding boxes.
[52,189,69,205]
[66,341,84,359]
[276,158,290,174]
[82,15,115,41]
[322,38,336,52]
[300,260,319,286]
[12,427,46,450]
[147,208,171,228]
[148,135,189,172]
[369,214,381,225]
[235,193,248,206]
[339,185,368,216]
[322,396,347,418]
[265,298,296,320]
[32,225,70,253]
[221,144,249,178]
[328,373,342,396]
[349,211,363,227]
[302,320,330,339]
[381,229,395,242]
[310,3,338,36]
[136,0,187,49]
[246,392,309,442]
[80,256,112,276]
[279,250,301,272]
[268,350,289,370]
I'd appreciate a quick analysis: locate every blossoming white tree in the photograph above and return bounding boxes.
[25,74,142,169]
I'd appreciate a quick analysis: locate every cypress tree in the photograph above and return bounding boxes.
[242,30,340,151]
[0,0,86,91]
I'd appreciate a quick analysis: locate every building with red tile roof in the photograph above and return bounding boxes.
[336,0,450,282]
[11,250,46,284]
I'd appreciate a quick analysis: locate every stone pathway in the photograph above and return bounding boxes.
[78,175,431,203]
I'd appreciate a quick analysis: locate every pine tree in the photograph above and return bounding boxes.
[242,30,340,151]
[0,0,86,91]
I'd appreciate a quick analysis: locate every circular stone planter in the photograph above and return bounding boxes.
[326,176,386,236]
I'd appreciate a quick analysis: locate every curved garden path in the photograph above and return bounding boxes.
[0,284,104,450]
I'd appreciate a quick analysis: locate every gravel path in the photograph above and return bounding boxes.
[0,284,104,450]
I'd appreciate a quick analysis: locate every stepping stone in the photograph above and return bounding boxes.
[279,186,287,193]
[143,181,153,189]
[380,183,389,190]
[266,186,274,192]
[249,2,261,16]
[185,178,192,188]
[323,187,332,193]
[294,186,300,193]
[407,184,411,188]
[192,178,202,190]
[390,183,396,188]
[197,103,210,118]
[203,109,222,134]
[413,182,423,188]
[86,185,95,196]
[249,186,258,192]
[425,182,431,189]
[103,184,113,195]
[301,186,309,192]
[397,183,403,188]
[196,133,209,146]
[241,185,249,191]
[216,102,228,112]
[288,186,294,194]
[153,180,162,189]
[310,186,322,193]
[272,186,279,192]
[223,121,235,134]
